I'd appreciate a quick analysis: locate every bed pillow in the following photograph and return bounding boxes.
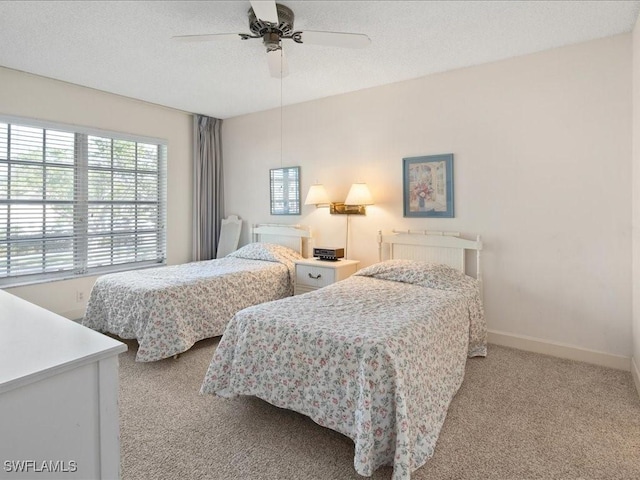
[354,259,477,291]
[227,242,303,264]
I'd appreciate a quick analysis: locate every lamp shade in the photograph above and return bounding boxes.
[344,183,374,206]
[304,184,330,205]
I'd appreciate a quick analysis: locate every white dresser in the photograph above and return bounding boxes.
[0,289,127,479]
[294,258,360,295]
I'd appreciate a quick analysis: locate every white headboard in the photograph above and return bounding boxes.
[251,224,312,257]
[378,229,483,284]
[216,215,242,258]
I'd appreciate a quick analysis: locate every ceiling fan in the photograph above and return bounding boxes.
[172,0,371,78]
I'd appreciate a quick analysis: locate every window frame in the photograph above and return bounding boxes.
[0,115,167,288]
[269,166,300,215]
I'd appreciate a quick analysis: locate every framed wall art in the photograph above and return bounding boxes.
[403,154,454,218]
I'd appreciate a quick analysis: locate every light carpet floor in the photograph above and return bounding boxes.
[118,338,640,480]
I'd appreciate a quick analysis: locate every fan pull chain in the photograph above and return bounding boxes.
[280,46,283,168]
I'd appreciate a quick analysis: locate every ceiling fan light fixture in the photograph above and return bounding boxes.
[173,0,371,79]
[264,32,282,51]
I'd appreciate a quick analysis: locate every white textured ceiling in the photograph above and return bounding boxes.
[0,1,639,119]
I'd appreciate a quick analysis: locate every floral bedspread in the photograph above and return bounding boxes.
[83,243,302,362]
[201,260,486,479]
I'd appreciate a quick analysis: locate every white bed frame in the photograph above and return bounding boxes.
[378,229,483,290]
[251,223,312,257]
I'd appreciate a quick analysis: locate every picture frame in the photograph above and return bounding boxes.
[403,154,454,218]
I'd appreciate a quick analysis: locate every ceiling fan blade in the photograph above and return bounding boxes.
[297,31,371,49]
[172,33,244,42]
[267,48,289,78]
[250,0,279,23]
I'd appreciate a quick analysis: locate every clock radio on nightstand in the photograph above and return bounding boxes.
[312,247,345,261]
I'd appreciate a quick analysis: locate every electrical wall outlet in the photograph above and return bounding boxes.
[76,291,85,303]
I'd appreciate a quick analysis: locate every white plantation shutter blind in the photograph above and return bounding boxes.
[270,167,285,214]
[269,166,300,215]
[0,117,166,286]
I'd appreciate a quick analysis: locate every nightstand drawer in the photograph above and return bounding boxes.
[293,259,360,295]
[296,264,336,289]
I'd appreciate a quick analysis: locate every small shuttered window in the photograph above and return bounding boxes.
[269,166,300,215]
[0,117,167,287]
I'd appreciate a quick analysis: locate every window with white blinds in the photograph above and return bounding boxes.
[0,118,167,287]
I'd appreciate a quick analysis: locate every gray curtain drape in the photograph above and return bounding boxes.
[193,115,224,261]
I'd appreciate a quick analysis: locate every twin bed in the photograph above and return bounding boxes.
[84,226,485,479]
[200,230,486,479]
[82,223,311,361]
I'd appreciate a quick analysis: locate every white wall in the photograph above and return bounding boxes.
[632,15,640,392]
[0,67,193,319]
[224,34,633,360]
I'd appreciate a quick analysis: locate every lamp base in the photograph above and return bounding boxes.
[330,202,366,215]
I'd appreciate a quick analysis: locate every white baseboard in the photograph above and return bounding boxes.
[488,330,630,371]
[632,357,640,398]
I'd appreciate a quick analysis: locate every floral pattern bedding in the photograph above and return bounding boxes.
[201,260,486,479]
[82,243,303,362]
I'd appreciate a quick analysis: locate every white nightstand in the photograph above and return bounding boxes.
[294,258,360,295]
